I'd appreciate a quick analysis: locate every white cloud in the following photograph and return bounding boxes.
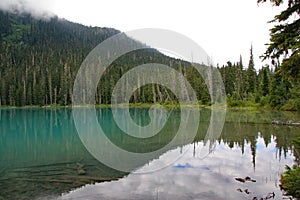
[51,0,284,69]
[0,0,55,19]
[0,0,286,68]
[62,138,295,200]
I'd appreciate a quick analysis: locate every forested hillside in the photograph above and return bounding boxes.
[0,10,120,106]
[0,10,299,110]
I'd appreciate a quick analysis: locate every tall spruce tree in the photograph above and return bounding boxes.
[259,66,270,96]
[246,45,257,94]
[235,55,244,99]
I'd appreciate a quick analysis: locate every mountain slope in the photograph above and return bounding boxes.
[0,11,119,46]
[0,11,119,106]
[0,10,211,106]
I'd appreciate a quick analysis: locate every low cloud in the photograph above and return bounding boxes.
[0,0,55,19]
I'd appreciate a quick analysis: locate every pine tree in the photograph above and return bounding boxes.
[246,45,256,95]
[235,55,244,99]
[259,66,270,96]
[258,0,300,82]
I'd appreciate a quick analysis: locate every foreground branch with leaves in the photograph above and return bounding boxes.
[280,137,300,199]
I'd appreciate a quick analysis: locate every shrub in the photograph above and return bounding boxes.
[281,99,300,111]
[280,165,300,198]
[280,137,300,198]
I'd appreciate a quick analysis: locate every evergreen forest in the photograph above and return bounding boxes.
[0,9,299,110]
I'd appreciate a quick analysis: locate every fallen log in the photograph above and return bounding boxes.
[272,120,300,126]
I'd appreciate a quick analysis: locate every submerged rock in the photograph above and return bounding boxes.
[235,176,256,183]
[77,169,86,175]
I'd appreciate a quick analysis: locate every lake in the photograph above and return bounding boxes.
[0,108,299,200]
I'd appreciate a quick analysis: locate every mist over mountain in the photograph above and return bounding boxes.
[0,0,55,19]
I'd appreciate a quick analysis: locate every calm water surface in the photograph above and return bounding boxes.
[0,108,299,200]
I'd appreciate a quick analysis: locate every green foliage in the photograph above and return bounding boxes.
[258,0,300,81]
[0,11,119,106]
[257,0,300,111]
[281,50,300,83]
[227,93,242,107]
[260,95,270,106]
[0,11,213,106]
[280,136,300,198]
[294,137,300,147]
[281,98,300,111]
[258,66,270,96]
[269,94,282,108]
[0,10,299,110]
[280,165,300,198]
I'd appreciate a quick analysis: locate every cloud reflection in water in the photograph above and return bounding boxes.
[62,135,295,200]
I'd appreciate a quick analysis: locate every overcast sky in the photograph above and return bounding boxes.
[0,0,285,69]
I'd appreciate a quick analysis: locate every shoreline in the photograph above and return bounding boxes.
[0,103,298,112]
[1,104,299,125]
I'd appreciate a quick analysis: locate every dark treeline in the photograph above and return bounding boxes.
[219,45,299,110]
[0,10,299,110]
[0,10,119,106]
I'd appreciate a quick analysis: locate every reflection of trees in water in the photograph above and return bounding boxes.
[1,108,299,165]
[294,139,300,165]
[0,108,127,200]
[0,108,299,199]
[197,110,300,171]
[215,122,300,170]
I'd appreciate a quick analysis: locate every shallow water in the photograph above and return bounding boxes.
[0,108,299,199]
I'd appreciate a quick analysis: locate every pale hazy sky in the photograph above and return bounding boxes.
[1,0,285,69]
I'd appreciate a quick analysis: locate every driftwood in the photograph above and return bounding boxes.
[0,154,129,200]
[235,177,275,200]
[15,178,74,184]
[60,175,119,181]
[272,120,300,126]
[9,162,119,182]
[15,176,118,183]
[0,159,123,200]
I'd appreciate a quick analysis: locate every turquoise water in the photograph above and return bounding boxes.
[0,108,299,199]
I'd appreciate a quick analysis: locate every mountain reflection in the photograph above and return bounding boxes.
[0,108,299,199]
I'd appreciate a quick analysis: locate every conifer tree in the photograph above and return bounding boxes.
[246,45,256,94]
